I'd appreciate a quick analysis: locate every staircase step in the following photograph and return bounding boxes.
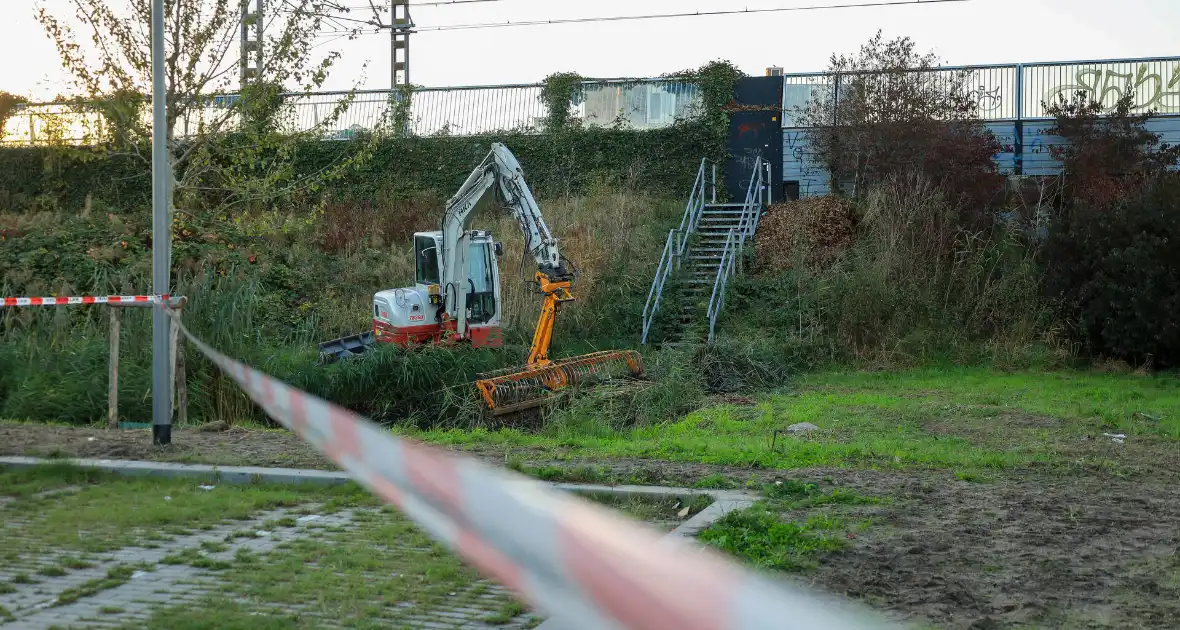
[703,203,746,209]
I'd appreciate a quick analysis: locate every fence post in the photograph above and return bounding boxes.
[173,313,187,427]
[173,308,188,426]
[711,163,717,203]
[1014,63,1025,176]
[107,308,120,429]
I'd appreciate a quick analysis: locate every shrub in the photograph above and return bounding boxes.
[1042,175,1180,368]
[1041,90,1180,367]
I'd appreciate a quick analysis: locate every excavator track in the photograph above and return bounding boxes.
[474,350,644,416]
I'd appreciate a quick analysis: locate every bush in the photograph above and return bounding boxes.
[1043,176,1180,368]
[1041,90,1180,367]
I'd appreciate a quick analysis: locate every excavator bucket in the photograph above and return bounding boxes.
[474,350,644,416]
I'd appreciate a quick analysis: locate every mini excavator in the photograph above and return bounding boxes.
[320,142,643,415]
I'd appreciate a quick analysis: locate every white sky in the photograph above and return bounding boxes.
[4,0,1180,100]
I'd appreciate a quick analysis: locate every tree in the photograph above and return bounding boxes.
[796,32,1003,216]
[34,0,394,214]
[1046,91,1180,210]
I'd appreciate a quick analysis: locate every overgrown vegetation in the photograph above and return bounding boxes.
[737,33,1180,374]
[0,187,693,426]
[736,175,1054,368]
[1040,92,1180,368]
[2,26,1177,438]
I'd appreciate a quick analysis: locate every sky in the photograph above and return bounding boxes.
[4,0,1180,100]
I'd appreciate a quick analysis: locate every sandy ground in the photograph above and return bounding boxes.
[3,423,1179,629]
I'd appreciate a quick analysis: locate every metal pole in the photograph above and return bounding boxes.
[390,3,396,91]
[151,0,172,445]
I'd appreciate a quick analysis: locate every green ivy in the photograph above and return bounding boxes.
[539,72,585,130]
[0,125,716,213]
[0,67,744,213]
[663,60,745,165]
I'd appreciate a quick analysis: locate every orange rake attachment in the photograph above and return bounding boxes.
[474,350,644,416]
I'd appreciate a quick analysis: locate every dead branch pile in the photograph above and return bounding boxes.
[753,196,855,273]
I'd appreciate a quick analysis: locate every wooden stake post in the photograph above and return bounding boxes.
[107,297,187,430]
[107,308,120,428]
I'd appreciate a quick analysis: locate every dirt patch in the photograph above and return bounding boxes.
[3,424,1180,628]
[0,424,339,470]
[800,470,1180,630]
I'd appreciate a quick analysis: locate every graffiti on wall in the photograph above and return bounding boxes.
[1042,63,1180,115]
[975,85,1006,115]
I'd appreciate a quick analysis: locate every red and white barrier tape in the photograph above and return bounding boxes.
[1,295,168,307]
[160,307,893,630]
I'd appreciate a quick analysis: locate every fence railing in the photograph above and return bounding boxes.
[706,156,769,344]
[0,78,702,146]
[640,157,717,345]
[781,55,1180,127]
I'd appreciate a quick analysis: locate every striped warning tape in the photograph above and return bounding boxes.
[1,294,168,307]
[160,306,895,630]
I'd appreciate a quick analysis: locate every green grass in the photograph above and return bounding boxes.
[60,556,97,570]
[55,565,136,606]
[417,367,1180,474]
[699,481,879,572]
[0,464,377,553]
[486,600,527,625]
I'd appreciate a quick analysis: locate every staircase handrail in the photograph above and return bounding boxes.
[641,158,717,344]
[706,155,768,343]
[706,229,738,344]
[640,230,678,344]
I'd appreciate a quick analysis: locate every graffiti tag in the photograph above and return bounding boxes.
[1044,63,1180,114]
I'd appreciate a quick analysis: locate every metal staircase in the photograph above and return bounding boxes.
[641,156,771,345]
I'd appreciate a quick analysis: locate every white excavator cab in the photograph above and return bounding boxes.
[372,230,503,348]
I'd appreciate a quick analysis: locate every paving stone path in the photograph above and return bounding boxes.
[0,503,537,630]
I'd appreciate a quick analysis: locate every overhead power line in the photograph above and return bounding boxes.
[335,0,504,7]
[413,0,971,31]
[307,0,970,41]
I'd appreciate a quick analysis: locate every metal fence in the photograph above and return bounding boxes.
[782,55,1180,127]
[0,79,702,146]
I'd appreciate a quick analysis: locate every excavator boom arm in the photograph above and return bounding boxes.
[440,143,569,340]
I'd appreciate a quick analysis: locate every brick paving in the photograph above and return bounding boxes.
[0,504,537,630]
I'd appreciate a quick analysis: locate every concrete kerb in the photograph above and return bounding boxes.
[0,456,758,540]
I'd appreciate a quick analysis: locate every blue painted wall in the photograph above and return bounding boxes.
[779,56,1180,197]
[783,117,1180,196]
